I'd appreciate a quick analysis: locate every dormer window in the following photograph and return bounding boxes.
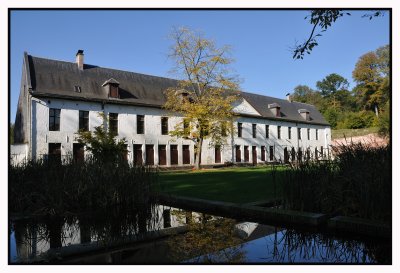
[298,109,310,121]
[268,103,281,117]
[176,90,194,103]
[102,78,120,99]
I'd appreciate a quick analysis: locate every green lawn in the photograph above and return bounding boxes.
[157,166,285,204]
[331,127,379,140]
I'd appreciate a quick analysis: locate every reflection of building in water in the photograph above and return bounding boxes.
[11,205,199,262]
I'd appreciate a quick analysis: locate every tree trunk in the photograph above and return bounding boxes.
[375,104,379,117]
[194,137,203,170]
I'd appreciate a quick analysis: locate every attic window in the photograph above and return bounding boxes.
[268,103,281,117]
[110,84,119,98]
[102,78,120,99]
[74,85,82,93]
[298,109,310,121]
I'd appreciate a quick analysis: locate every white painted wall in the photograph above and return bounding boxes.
[30,97,331,165]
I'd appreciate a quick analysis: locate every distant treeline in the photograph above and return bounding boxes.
[291,45,389,136]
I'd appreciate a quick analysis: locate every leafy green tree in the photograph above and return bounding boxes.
[316,73,350,112]
[164,27,239,170]
[77,113,128,163]
[352,45,389,116]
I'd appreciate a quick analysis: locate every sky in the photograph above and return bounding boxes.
[9,9,390,122]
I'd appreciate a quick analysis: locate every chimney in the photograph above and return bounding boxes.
[76,50,84,70]
[286,93,292,102]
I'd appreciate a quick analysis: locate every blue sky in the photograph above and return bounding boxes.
[10,9,390,122]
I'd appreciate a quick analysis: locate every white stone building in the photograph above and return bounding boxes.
[13,50,331,166]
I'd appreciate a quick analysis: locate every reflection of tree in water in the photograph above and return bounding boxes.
[166,211,246,263]
[11,204,159,262]
[263,228,391,264]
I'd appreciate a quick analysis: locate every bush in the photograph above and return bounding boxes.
[340,111,377,129]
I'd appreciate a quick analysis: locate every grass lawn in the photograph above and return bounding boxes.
[331,127,379,140]
[157,166,285,204]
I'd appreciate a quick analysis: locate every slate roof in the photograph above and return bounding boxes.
[24,52,329,126]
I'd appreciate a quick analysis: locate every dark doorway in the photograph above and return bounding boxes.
[284,147,289,163]
[291,147,296,161]
[269,146,274,161]
[73,143,84,163]
[261,146,265,161]
[252,146,257,165]
[244,146,249,162]
[121,144,128,161]
[145,145,154,165]
[133,144,143,165]
[158,145,166,165]
[215,146,221,163]
[182,145,190,164]
[261,146,266,161]
[235,145,241,162]
[163,209,171,228]
[48,143,61,164]
[298,148,303,161]
[170,145,178,165]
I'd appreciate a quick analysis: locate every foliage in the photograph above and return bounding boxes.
[282,142,391,223]
[338,111,377,129]
[293,10,386,59]
[378,101,390,138]
[77,113,127,164]
[316,73,349,98]
[352,45,390,115]
[164,27,240,169]
[9,157,158,215]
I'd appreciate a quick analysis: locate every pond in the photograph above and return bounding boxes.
[9,204,391,264]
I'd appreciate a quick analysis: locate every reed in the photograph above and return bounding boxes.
[9,157,158,216]
[282,142,391,223]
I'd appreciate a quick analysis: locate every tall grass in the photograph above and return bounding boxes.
[9,157,158,216]
[282,142,391,223]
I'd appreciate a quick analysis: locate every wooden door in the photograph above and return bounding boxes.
[48,143,61,164]
[215,146,221,163]
[269,146,274,161]
[235,145,241,162]
[261,146,266,161]
[252,146,257,165]
[145,145,154,165]
[158,145,166,165]
[170,145,178,165]
[133,144,143,165]
[284,147,289,163]
[182,145,190,164]
[244,146,249,162]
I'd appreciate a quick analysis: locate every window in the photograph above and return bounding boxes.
[221,122,227,137]
[307,128,310,140]
[109,113,118,134]
[277,126,281,139]
[161,117,168,135]
[265,125,269,138]
[269,146,274,161]
[252,124,257,138]
[49,108,60,131]
[261,146,266,161]
[79,110,89,131]
[316,129,319,140]
[238,122,242,138]
[288,127,291,139]
[109,85,119,98]
[74,85,81,93]
[137,115,145,134]
[298,128,301,140]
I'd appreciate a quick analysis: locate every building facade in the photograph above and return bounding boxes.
[13,51,331,166]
